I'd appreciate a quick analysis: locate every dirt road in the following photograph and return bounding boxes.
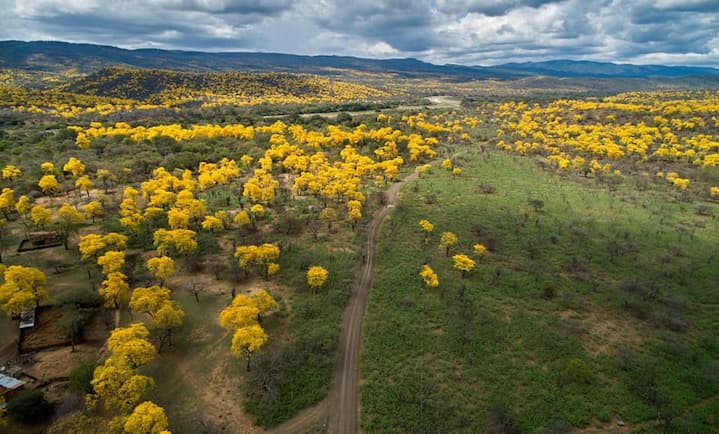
[263,95,462,120]
[268,172,417,434]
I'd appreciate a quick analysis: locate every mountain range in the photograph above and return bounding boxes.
[2,40,719,80]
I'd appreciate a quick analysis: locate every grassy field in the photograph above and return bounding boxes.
[360,147,719,433]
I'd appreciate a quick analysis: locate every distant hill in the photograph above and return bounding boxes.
[494,60,719,78]
[61,67,388,103]
[0,40,507,79]
[2,41,718,82]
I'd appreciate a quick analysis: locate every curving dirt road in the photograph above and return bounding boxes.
[268,172,417,434]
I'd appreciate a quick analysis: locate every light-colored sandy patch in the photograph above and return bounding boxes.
[168,333,264,433]
[573,417,631,433]
[23,344,100,381]
[559,308,644,357]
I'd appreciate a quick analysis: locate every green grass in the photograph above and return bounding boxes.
[141,290,235,433]
[242,222,360,426]
[360,148,719,433]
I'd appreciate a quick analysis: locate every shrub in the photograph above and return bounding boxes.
[559,358,593,385]
[487,403,521,434]
[7,390,53,424]
[69,360,97,394]
[540,281,557,300]
[664,315,690,333]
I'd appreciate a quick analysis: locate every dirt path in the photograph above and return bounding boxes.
[328,172,417,434]
[268,172,418,434]
[263,95,461,120]
[169,330,264,433]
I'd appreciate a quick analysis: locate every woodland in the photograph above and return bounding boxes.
[0,61,718,433]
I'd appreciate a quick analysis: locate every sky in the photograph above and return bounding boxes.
[1,0,718,67]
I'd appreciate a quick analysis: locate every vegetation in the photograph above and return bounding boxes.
[6,390,53,424]
[1,51,718,433]
[361,147,719,432]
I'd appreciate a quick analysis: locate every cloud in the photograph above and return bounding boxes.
[0,0,718,67]
[436,0,564,17]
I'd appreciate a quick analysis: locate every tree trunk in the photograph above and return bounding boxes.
[246,355,251,372]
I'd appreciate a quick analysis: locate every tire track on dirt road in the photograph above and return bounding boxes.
[328,171,418,434]
[268,172,418,434]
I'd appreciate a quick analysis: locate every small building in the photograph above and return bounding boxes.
[19,309,35,329]
[0,373,25,399]
[27,231,62,246]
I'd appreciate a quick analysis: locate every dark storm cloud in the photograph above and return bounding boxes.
[309,0,439,52]
[436,0,563,17]
[0,0,718,66]
[163,0,292,15]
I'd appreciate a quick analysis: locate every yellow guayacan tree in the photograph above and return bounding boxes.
[251,289,279,322]
[219,294,269,371]
[307,265,329,293]
[233,243,280,279]
[440,231,458,257]
[418,219,434,243]
[452,254,476,278]
[233,210,250,227]
[56,203,84,250]
[15,195,31,217]
[219,295,259,330]
[75,132,91,149]
[1,165,22,181]
[0,189,14,218]
[129,286,183,351]
[82,201,103,222]
[89,324,157,413]
[346,200,362,230]
[38,174,59,195]
[0,266,48,315]
[153,229,198,258]
[97,251,125,274]
[75,176,94,197]
[99,272,129,310]
[79,234,106,260]
[231,324,268,371]
[201,215,223,232]
[473,243,488,256]
[319,207,337,230]
[103,232,128,250]
[420,265,439,288]
[106,323,157,367]
[123,401,170,434]
[30,205,52,229]
[63,157,85,177]
[150,301,184,351]
[146,256,174,286]
[40,162,55,174]
[90,359,155,414]
[166,208,190,230]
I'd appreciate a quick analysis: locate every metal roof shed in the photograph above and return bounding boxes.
[19,309,35,329]
[0,373,25,397]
